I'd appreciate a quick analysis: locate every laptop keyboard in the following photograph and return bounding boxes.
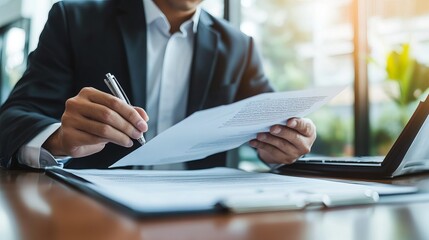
[297,156,384,165]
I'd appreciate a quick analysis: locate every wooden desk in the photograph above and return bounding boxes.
[2,169,429,240]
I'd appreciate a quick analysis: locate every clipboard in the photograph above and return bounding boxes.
[47,168,220,217]
[45,167,393,217]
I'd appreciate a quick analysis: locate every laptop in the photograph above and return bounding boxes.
[275,95,429,179]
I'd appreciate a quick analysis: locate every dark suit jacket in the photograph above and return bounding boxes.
[0,0,272,169]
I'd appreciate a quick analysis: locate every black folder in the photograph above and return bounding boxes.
[47,167,402,217]
[47,168,221,217]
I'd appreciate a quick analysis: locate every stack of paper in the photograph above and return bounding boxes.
[55,167,417,214]
[111,86,346,168]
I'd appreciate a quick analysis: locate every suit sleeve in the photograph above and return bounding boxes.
[0,2,74,168]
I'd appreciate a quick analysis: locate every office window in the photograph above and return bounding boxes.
[240,0,355,158]
[236,0,429,167]
[367,0,429,155]
[0,19,29,103]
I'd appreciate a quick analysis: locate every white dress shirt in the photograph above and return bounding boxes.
[17,0,200,169]
[144,0,199,140]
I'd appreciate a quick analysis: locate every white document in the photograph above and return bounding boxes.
[111,86,346,168]
[63,167,417,213]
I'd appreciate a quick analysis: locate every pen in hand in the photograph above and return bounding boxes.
[104,73,146,145]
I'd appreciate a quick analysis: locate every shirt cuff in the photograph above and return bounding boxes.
[17,123,68,169]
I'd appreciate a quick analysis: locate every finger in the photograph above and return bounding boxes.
[249,140,282,164]
[79,87,146,132]
[66,98,144,141]
[65,112,134,148]
[61,126,109,146]
[258,148,294,165]
[134,107,149,124]
[286,118,316,137]
[69,143,107,158]
[249,139,297,164]
[268,126,312,155]
[59,128,109,157]
[256,132,304,157]
[257,148,283,164]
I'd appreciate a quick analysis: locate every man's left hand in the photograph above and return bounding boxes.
[249,118,316,165]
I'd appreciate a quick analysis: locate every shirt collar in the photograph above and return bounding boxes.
[143,0,201,33]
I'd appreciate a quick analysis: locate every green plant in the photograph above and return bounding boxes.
[385,43,429,106]
[370,44,429,154]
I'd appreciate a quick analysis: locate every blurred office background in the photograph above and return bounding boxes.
[1,0,429,169]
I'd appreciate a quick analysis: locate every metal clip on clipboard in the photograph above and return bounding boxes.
[218,190,380,213]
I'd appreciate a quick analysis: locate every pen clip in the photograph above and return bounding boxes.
[104,78,117,97]
[105,73,131,105]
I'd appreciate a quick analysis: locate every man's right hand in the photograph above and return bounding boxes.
[43,87,149,158]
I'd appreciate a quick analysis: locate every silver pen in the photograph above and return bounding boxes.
[104,73,146,145]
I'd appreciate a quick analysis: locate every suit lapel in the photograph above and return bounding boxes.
[187,11,219,115]
[116,0,147,108]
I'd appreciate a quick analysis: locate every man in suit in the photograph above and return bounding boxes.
[0,0,316,169]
